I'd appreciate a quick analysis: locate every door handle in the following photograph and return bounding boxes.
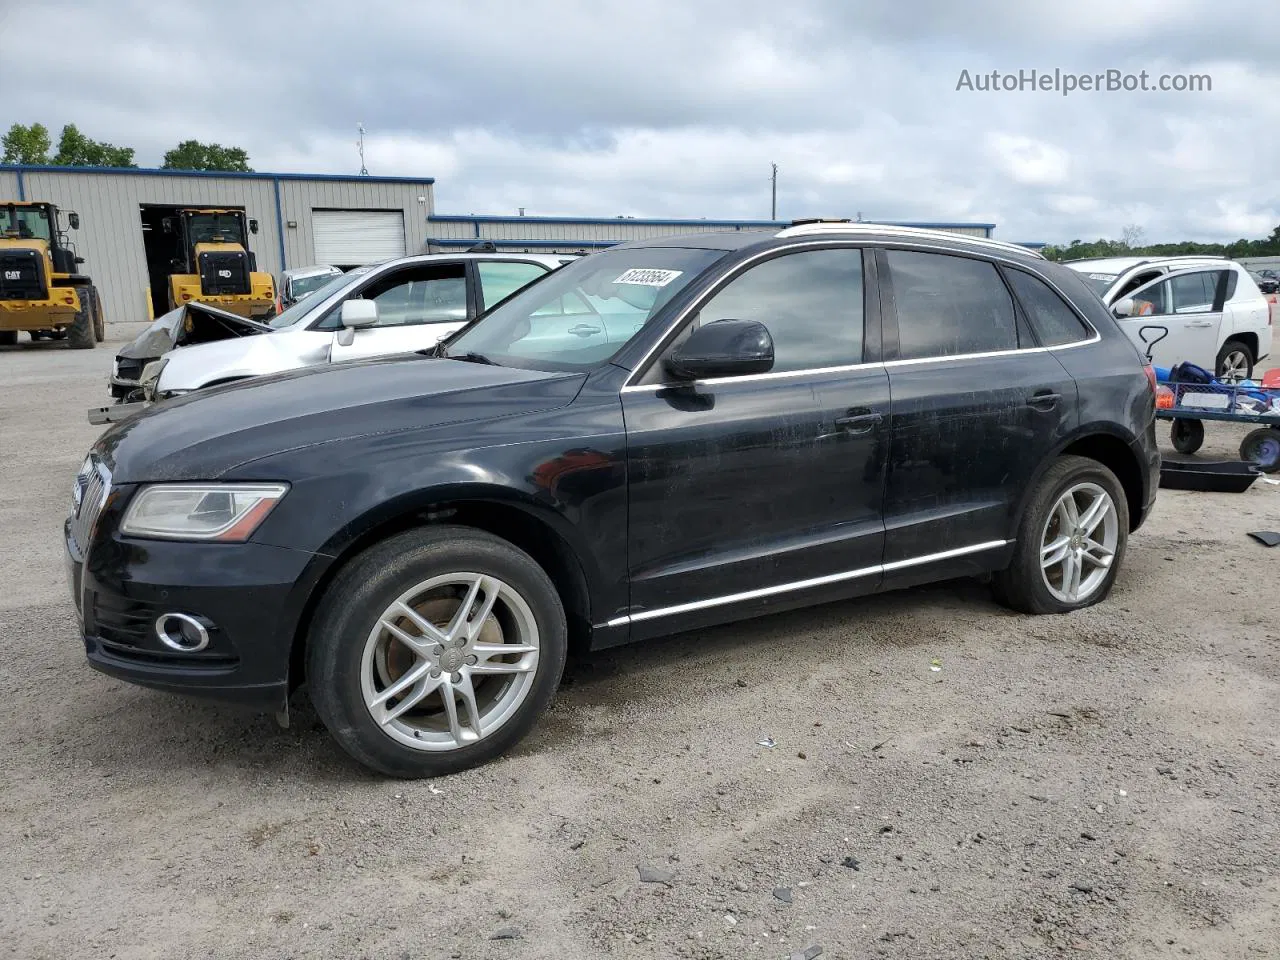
[1026,391,1061,410]
[834,411,883,435]
[568,323,602,337]
[1187,320,1215,328]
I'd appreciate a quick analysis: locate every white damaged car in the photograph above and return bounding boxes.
[92,252,571,422]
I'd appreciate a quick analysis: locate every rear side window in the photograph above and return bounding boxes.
[886,250,1016,360]
[1006,269,1091,346]
[1225,270,1239,300]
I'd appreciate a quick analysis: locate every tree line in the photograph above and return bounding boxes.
[1,122,252,172]
[1042,229,1280,262]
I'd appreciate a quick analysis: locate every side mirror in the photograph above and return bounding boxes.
[340,299,378,329]
[249,218,259,235]
[67,212,80,230]
[665,319,774,381]
[1112,297,1136,318]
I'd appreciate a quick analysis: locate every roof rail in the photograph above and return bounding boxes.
[775,221,1045,260]
[1064,254,1227,265]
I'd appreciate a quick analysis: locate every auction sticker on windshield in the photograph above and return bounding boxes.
[614,268,682,286]
[1089,273,1118,283]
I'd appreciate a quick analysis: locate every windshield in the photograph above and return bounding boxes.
[1078,272,1118,296]
[445,247,727,370]
[0,205,53,241]
[290,272,340,300]
[186,212,245,245]
[269,267,371,328]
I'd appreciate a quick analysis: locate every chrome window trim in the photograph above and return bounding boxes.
[621,239,1099,390]
[601,539,1011,628]
[619,360,883,393]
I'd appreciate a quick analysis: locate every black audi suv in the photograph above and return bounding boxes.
[66,222,1159,777]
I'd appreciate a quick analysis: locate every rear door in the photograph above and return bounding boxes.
[328,261,471,362]
[878,248,1079,569]
[621,246,890,628]
[1118,268,1226,369]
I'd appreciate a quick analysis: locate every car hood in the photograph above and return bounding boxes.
[97,356,587,483]
[154,327,327,391]
[118,302,273,361]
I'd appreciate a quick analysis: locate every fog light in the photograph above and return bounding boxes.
[155,613,211,652]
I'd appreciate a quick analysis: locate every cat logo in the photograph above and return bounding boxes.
[217,269,233,279]
[3,270,21,281]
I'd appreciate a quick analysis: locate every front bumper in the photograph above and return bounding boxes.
[67,500,318,713]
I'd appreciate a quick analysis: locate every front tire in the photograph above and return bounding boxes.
[89,285,105,342]
[0,330,16,346]
[993,455,1129,615]
[307,526,567,778]
[1216,339,1253,381]
[1170,418,1204,455]
[67,296,95,349]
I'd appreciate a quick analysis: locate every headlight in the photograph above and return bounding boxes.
[140,359,168,400]
[119,483,289,541]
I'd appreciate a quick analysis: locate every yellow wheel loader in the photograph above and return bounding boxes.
[0,202,103,349]
[163,209,275,319]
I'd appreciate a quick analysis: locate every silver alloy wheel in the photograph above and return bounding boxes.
[360,572,540,751]
[1220,348,1250,382]
[1039,481,1119,604]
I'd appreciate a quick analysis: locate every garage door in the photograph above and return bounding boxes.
[312,210,407,266]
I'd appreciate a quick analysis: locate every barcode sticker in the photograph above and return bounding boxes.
[613,268,682,287]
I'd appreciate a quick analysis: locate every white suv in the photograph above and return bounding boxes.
[1066,256,1271,379]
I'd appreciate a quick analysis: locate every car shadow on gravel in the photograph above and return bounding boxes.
[68,576,1014,781]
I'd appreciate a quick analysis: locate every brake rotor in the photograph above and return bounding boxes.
[380,593,504,688]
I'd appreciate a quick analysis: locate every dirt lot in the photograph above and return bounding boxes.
[1,338,1278,960]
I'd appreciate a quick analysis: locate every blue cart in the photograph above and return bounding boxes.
[1157,378,1280,472]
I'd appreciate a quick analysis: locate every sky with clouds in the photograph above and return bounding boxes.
[1,0,1276,244]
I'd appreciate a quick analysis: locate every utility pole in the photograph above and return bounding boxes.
[770,162,778,220]
[357,122,369,176]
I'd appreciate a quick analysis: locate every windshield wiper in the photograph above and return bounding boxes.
[454,350,497,365]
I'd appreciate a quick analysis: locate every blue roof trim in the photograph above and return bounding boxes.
[430,213,997,230]
[431,214,783,227]
[429,237,618,249]
[1015,241,1048,249]
[0,163,434,185]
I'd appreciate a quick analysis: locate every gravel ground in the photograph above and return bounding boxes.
[1,337,1278,960]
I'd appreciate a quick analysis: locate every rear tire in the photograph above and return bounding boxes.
[1240,428,1280,473]
[307,526,567,778]
[89,285,105,342]
[0,331,16,346]
[1170,418,1205,455]
[1216,339,1253,381]
[66,295,95,349]
[993,455,1129,615]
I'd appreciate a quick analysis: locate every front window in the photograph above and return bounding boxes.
[445,247,727,371]
[0,205,53,242]
[1080,272,1118,296]
[186,213,245,245]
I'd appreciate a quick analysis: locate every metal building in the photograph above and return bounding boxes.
[0,164,435,338]
[427,214,999,254]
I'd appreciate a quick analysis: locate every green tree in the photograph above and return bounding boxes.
[1,122,52,164]
[1042,227,1280,262]
[161,140,252,172]
[51,123,136,167]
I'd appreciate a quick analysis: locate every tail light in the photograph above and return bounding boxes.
[1155,384,1174,409]
[1143,363,1157,393]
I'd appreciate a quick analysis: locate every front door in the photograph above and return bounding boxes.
[328,261,472,362]
[621,246,890,629]
[878,248,1079,564]
[1117,268,1227,370]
